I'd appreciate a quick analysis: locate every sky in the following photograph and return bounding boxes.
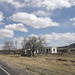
[0,0,75,49]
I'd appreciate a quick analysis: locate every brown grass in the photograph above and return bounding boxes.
[0,54,75,75]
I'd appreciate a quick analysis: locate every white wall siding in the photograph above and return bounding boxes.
[51,47,57,53]
[44,46,57,54]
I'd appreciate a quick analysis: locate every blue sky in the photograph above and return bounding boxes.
[0,0,75,49]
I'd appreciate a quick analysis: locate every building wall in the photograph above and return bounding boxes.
[51,47,57,53]
[44,47,57,54]
[57,47,75,54]
[68,48,75,54]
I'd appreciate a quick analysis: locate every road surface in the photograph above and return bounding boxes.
[0,61,18,75]
[0,65,10,75]
[0,60,34,75]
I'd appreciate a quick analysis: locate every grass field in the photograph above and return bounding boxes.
[0,54,75,75]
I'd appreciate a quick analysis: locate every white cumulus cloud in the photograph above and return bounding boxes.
[1,0,75,10]
[0,29,14,39]
[70,17,75,21]
[24,0,75,10]
[73,23,75,26]
[0,11,4,22]
[10,12,59,29]
[33,10,51,17]
[29,32,75,46]
[5,23,28,32]
[12,37,24,49]
[0,0,24,8]
[0,44,4,50]
[70,17,75,26]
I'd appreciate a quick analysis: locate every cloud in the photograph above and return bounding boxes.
[70,17,75,21]
[10,12,59,29]
[70,17,75,26]
[12,37,24,42]
[0,11,4,22]
[0,44,3,50]
[5,23,28,32]
[0,12,15,39]
[12,37,24,49]
[0,44,3,47]
[29,34,39,38]
[0,0,24,8]
[73,23,75,26]
[33,10,51,17]
[24,0,75,10]
[0,29,14,39]
[29,32,75,46]
[9,32,75,49]
[0,0,75,10]
[0,23,28,39]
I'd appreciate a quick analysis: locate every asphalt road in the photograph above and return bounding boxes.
[0,61,18,75]
[0,60,34,75]
[0,67,8,75]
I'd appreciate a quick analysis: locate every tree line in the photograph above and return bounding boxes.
[2,36,46,56]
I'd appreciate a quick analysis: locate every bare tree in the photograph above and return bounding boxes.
[3,41,15,53]
[22,36,46,56]
[36,36,46,54]
[29,36,37,56]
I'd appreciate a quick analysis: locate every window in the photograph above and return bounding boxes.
[53,49,55,51]
[46,49,48,53]
[49,49,51,51]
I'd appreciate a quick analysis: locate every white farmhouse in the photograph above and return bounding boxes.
[44,46,57,54]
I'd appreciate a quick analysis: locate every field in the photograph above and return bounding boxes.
[0,54,75,75]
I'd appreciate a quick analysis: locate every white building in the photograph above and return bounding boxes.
[44,46,57,54]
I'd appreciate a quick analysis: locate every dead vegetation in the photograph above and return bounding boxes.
[0,54,75,75]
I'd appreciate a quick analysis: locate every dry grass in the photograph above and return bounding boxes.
[0,54,75,75]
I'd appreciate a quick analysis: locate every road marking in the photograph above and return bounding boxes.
[0,66,10,75]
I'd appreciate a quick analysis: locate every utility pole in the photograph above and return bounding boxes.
[15,41,17,50]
